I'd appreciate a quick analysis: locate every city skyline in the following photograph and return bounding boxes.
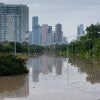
[31,16,65,45]
[1,0,100,40]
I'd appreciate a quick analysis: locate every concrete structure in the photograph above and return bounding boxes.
[62,37,67,44]
[46,26,53,45]
[55,23,63,44]
[41,24,48,46]
[0,3,29,43]
[32,16,42,45]
[77,24,84,41]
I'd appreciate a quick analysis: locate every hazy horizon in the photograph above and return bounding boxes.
[1,0,100,40]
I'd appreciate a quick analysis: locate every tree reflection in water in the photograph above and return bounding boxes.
[69,57,100,84]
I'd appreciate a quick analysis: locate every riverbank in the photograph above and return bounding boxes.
[54,50,100,62]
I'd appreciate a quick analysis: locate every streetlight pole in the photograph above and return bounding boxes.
[71,43,74,63]
[66,37,69,59]
[93,39,94,62]
[14,33,16,56]
[28,40,30,56]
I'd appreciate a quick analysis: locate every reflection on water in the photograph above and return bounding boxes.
[28,55,100,100]
[28,55,100,84]
[69,57,100,84]
[0,74,29,99]
[0,55,100,100]
[29,55,64,82]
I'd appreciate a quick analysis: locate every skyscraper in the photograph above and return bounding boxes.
[41,24,48,46]
[46,26,53,45]
[55,23,63,44]
[77,24,84,41]
[62,37,67,44]
[0,3,29,43]
[32,16,38,26]
[32,16,41,45]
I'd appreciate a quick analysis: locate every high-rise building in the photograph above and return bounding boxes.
[48,26,52,33]
[55,23,63,44]
[53,31,56,44]
[77,24,84,41]
[32,16,38,26]
[41,25,53,46]
[41,24,48,46]
[0,3,29,43]
[62,37,67,44]
[32,16,41,45]
[46,26,53,45]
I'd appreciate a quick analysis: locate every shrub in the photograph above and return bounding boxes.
[0,54,28,76]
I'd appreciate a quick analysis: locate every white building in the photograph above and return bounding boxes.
[0,3,29,43]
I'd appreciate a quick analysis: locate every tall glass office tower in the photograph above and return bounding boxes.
[32,16,41,45]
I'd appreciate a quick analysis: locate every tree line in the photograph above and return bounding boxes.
[53,24,100,60]
[0,42,44,54]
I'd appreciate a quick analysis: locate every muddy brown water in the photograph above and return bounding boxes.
[0,55,100,100]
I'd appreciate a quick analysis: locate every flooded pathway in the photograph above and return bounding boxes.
[0,55,100,100]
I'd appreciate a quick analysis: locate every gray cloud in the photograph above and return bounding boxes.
[1,0,100,6]
[1,0,100,40]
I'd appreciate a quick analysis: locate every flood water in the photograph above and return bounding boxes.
[0,54,100,100]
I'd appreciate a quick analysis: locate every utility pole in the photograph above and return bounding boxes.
[14,33,16,56]
[67,37,69,59]
[28,41,30,56]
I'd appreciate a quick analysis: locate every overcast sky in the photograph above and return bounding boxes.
[1,0,100,40]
